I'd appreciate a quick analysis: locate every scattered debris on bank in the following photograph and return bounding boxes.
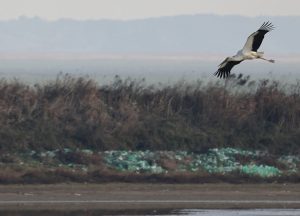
[102,149,285,177]
[1,148,298,180]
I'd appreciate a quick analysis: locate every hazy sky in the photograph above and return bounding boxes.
[0,0,299,20]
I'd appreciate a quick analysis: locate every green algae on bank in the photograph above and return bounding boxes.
[6,147,297,178]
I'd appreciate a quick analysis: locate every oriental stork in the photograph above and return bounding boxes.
[215,21,275,79]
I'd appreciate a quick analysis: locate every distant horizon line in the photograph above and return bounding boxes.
[2,13,300,22]
[0,52,299,62]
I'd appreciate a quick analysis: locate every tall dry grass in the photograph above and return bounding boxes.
[0,74,299,154]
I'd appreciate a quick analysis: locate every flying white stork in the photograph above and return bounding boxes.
[215,21,275,79]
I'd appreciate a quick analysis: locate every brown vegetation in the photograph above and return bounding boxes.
[0,73,299,154]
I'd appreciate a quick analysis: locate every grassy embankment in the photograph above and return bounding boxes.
[0,73,299,183]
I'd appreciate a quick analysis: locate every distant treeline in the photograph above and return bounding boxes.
[0,74,299,154]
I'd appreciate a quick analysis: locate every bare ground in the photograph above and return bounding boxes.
[0,183,299,210]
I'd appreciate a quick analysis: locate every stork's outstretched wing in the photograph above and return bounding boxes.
[214,58,243,79]
[242,21,275,52]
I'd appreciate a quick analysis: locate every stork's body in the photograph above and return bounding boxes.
[215,22,275,79]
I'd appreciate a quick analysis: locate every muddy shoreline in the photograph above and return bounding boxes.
[0,183,299,210]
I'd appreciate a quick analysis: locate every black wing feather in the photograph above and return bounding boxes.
[251,21,275,52]
[214,60,243,79]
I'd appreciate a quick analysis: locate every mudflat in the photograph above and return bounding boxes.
[0,183,299,210]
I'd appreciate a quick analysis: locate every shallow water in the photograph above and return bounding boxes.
[0,59,299,85]
[173,209,300,216]
[2,209,300,216]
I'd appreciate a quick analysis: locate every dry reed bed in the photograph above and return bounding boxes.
[0,74,299,154]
